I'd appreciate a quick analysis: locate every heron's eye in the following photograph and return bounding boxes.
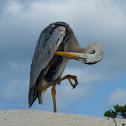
[83,59,87,63]
[90,50,95,54]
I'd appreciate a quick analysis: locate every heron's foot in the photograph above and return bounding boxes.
[64,75,78,89]
[53,74,78,89]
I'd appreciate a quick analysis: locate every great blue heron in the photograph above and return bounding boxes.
[28,22,104,112]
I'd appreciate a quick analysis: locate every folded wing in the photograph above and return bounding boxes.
[29,23,67,107]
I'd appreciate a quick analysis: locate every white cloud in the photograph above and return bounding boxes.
[4,1,23,15]
[108,89,126,106]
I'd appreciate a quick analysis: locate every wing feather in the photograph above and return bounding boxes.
[28,23,67,107]
[30,25,66,87]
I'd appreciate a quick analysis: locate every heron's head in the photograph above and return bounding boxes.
[55,43,104,64]
[77,43,104,64]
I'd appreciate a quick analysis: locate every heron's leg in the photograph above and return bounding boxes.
[38,75,78,91]
[51,84,57,113]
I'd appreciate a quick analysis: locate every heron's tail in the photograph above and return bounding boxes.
[28,84,38,108]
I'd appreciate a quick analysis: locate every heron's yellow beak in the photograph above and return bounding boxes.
[55,51,87,63]
[55,51,80,59]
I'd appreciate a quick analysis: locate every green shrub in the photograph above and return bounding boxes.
[104,104,126,119]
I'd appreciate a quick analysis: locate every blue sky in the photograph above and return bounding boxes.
[0,0,126,117]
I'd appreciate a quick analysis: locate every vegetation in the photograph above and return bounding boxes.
[104,104,126,119]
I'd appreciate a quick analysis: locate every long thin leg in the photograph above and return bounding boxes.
[51,84,57,112]
[38,75,78,92]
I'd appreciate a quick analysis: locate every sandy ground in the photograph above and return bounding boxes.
[0,110,126,126]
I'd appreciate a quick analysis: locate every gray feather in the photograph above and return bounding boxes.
[28,22,67,107]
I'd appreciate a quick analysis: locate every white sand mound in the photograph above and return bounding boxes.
[0,110,125,126]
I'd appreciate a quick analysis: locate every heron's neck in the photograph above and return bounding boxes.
[71,45,87,54]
